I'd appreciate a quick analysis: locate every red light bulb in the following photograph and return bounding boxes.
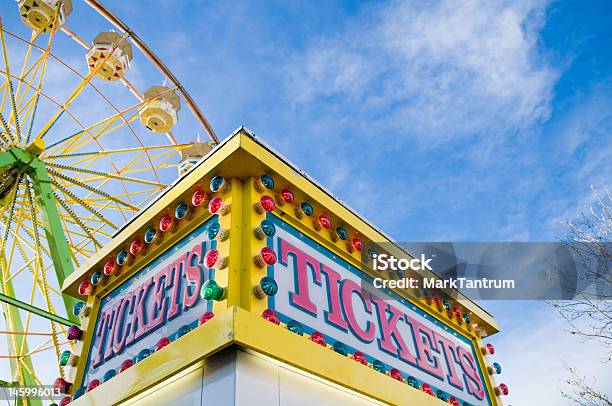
[255,195,275,213]
[421,383,433,395]
[129,238,145,256]
[496,383,509,396]
[103,260,117,277]
[262,309,280,325]
[156,337,171,351]
[318,215,331,229]
[120,359,133,372]
[390,368,403,381]
[159,215,175,233]
[449,396,459,406]
[352,238,363,252]
[78,280,93,296]
[280,189,294,204]
[199,311,215,325]
[254,247,277,268]
[208,197,228,215]
[87,379,100,391]
[352,351,367,365]
[310,331,326,346]
[205,249,225,269]
[482,343,495,355]
[192,189,208,207]
[54,377,71,394]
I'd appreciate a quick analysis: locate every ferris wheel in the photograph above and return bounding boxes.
[0,0,217,398]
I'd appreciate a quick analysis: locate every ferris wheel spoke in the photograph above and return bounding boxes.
[54,192,103,249]
[0,21,22,144]
[49,168,138,210]
[45,162,166,187]
[50,179,118,229]
[47,88,176,157]
[34,33,131,143]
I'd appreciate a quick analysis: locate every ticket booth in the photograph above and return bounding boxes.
[59,128,506,406]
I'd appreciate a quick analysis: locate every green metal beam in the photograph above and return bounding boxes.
[0,292,72,326]
[0,257,41,406]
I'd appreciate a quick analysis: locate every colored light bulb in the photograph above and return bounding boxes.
[90,271,103,286]
[353,351,367,365]
[136,349,151,362]
[59,350,76,367]
[53,377,71,394]
[421,383,433,395]
[280,189,294,204]
[452,306,462,319]
[103,260,117,276]
[87,379,100,392]
[117,250,130,267]
[443,300,451,311]
[352,238,363,252]
[255,195,275,213]
[73,387,85,399]
[205,249,225,269]
[259,174,275,190]
[192,189,208,207]
[159,214,175,232]
[482,343,495,355]
[144,227,159,244]
[407,376,419,388]
[318,215,331,229]
[390,368,403,381]
[496,383,509,396]
[335,227,348,240]
[210,175,228,193]
[436,390,448,401]
[372,359,386,373]
[431,294,442,306]
[333,341,348,356]
[129,238,144,256]
[156,337,171,351]
[59,396,71,406]
[208,197,228,215]
[255,276,278,299]
[177,325,191,337]
[103,369,116,382]
[300,202,313,216]
[72,301,86,317]
[463,313,471,324]
[175,202,192,220]
[493,362,502,374]
[254,220,276,239]
[262,309,280,325]
[254,247,277,268]
[200,279,225,301]
[449,396,460,406]
[78,280,93,296]
[67,325,83,341]
[310,331,326,346]
[199,311,215,325]
[120,359,133,372]
[207,222,220,240]
[287,320,304,336]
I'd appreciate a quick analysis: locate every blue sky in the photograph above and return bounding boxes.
[115,1,610,404]
[2,0,612,404]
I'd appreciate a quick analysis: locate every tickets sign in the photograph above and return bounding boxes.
[267,214,492,406]
[81,217,217,387]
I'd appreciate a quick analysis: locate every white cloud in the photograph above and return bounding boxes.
[287,0,558,142]
[488,302,612,405]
